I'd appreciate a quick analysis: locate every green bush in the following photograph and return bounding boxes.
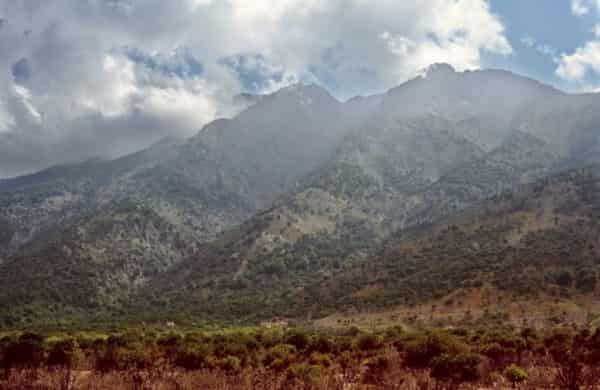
[543,327,573,348]
[430,353,480,383]
[257,329,284,348]
[308,335,334,354]
[504,364,528,384]
[363,353,390,384]
[308,352,332,368]
[384,326,405,341]
[47,338,78,368]
[480,342,515,367]
[219,356,241,372]
[157,332,183,347]
[356,333,383,351]
[285,330,310,350]
[263,344,296,370]
[174,345,210,370]
[338,350,355,369]
[286,363,322,385]
[404,332,466,368]
[3,332,45,370]
[213,341,248,361]
[75,333,107,351]
[95,344,150,372]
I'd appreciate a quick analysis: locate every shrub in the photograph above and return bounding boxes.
[308,352,332,368]
[480,343,503,359]
[575,269,596,292]
[338,350,355,370]
[95,345,150,372]
[174,345,210,370]
[363,353,390,384]
[219,356,241,372]
[285,331,309,351]
[551,348,586,390]
[286,363,322,385]
[584,348,600,365]
[504,364,528,384]
[106,330,144,347]
[157,332,183,347]
[556,271,573,287]
[343,326,362,337]
[46,339,78,368]
[213,341,248,362]
[3,333,45,371]
[117,346,151,371]
[263,344,296,370]
[480,342,514,367]
[384,326,404,342]
[258,329,284,348]
[519,327,538,341]
[308,335,334,354]
[404,332,465,368]
[225,331,259,352]
[336,338,354,353]
[356,333,383,351]
[75,333,106,351]
[430,353,480,383]
[544,327,573,349]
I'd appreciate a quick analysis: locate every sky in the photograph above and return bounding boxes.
[1,0,600,177]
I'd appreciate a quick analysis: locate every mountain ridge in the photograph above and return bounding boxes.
[1,65,600,327]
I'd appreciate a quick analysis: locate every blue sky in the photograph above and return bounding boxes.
[488,0,600,91]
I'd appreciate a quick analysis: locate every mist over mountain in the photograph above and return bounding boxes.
[1,65,600,327]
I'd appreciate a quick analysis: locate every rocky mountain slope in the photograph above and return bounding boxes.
[0,84,361,258]
[138,165,600,325]
[1,64,600,327]
[0,200,194,326]
[308,165,600,316]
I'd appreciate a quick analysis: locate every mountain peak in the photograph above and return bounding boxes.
[421,63,456,78]
[261,82,339,110]
[277,82,331,98]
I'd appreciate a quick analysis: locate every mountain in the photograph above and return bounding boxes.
[307,165,600,325]
[0,138,182,262]
[0,200,193,326]
[0,83,375,326]
[138,165,600,325]
[1,65,600,327]
[0,84,359,257]
[374,64,563,151]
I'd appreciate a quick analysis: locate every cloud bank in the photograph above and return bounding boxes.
[0,0,511,177]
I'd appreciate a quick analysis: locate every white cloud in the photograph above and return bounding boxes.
[557,5,600,86]
[0,101,15,133]
[572,0,592,16]
[0,0,511,176]
[12,85,41,124]
[521,36,536,48]
[537,44,559,62]
[570,0,600,16]
[557,41,600,81]
[521,35,558,62]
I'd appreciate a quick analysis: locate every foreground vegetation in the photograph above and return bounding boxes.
[3,323,600,389]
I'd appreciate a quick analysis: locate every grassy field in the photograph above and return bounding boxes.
[1,322,600,389]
